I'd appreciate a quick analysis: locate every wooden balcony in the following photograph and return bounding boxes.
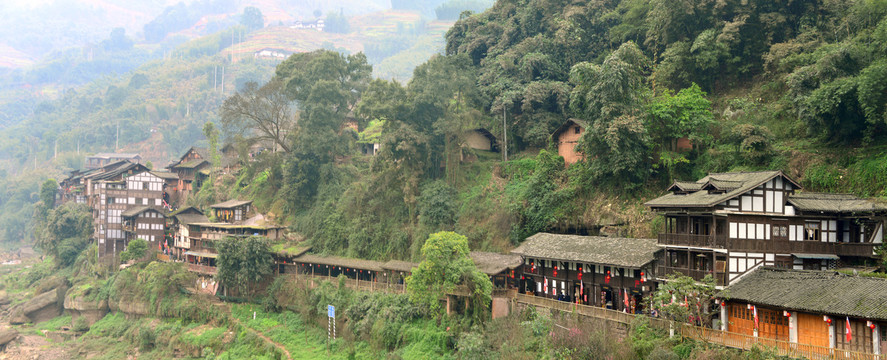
[658,233,727,248]
[187,263,217,275]
[659,233,877,258]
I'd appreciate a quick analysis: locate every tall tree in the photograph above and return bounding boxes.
[241,6,264,31]
[273,50,372,207]
[215,236,274,299]
[36,202,93,267]
[570,42,652,189]
[220,79,294,153]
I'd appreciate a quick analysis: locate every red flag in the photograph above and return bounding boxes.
[753,305,759,329]
[543,277,548,294]
[624,289,630,312]
[846,317,852,342]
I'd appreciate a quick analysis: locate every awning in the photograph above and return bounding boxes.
[184,250,218,258]
[792,253,839,260]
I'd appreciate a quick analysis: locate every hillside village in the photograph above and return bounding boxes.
[51,123,887,357]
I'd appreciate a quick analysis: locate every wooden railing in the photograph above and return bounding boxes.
[657,266,727,286]
[659,233,727,248]
[515,293,649,326]
[187,263,217,275]
[659,233,877,257]
[284,274,406,294]
[681,325,885,360]
[515,293,885,359]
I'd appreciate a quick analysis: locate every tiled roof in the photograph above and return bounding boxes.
[381,260,417,273]
[512,233,660,268]
[787,192,887,213]
[294,254,384,272]
[646,171,798,208]
[721,267,887,320]
[210,199,252,209]
[172,159,208,169]
[150,171,178,180]
[121,206,165,218]
[470,251,522,275]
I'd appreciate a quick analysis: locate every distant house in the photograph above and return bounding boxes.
[551,119,587,166]
[121,206,167,253]
[290,18,325,31]
[167,147,210,202]
[84,153,141,169]
[167,206,209,261]
[357,119,384,156]
[210,199,253,223]
[67,161,166,258]
[254,48,292,60]
[463,129,498,152]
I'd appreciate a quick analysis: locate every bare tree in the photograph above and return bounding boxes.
[220,79,294,153]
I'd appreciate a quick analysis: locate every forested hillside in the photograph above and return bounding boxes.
[201,0,887,262]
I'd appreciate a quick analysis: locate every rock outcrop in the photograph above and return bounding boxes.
[20,287,65,324]
[63,294,109,326]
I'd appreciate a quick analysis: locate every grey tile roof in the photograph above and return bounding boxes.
[381,260,417,273]
[470,251,523,275]
[121,206,166,218]
[646,170,798,208]
[294,254,384,272]
[787,192,887,213]
[210,199,253,209]
[512,233,660,268]
[720,267,887,320]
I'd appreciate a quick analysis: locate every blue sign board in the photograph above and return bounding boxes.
[328,305,335,318]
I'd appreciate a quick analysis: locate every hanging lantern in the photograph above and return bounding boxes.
[784,311,791,317]
[824,316,832,324]
[868,321,876,330]
[578,272,582,280]
[720,301,726,308]
[605,275,610,284]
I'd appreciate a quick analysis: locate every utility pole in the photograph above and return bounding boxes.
[220,66,225,94]
[502,107,508,162]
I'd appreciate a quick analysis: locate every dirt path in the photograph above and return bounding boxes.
[212,301,293,360]
[0,333,70,360]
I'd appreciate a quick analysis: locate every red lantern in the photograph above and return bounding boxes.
[784,311,791,317]
[578,272,583,280]
[605,275,610,284]
[868,321,876,330]
[824,316,832,324]
[720,302,726,307]
[553,269,558,277]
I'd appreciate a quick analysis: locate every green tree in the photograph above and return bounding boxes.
[570,42,651,189]
[406,231,492,322]
[36,202,93,267]
[216,236,274,299]
[325,10,350,33]
[646,83,714,180]
[241,6,264,31]
[120,238,148,262]
[39,178,57,209]
[418,180,458,230]
[274,50,371,207]
[652,273,717,330]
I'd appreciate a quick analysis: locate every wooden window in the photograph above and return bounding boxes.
[803,221,821,241]
[574,126,581,134]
